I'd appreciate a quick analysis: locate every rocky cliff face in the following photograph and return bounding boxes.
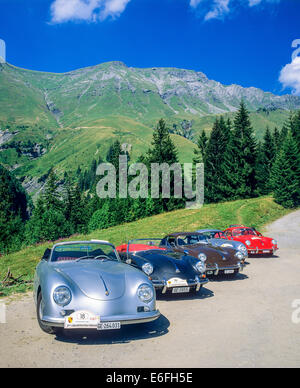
[1,61,299,128]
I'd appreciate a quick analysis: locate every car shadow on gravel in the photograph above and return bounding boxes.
[208,273,249,282]
[248,254,280,259]
[156,285,214,301]
[53,314,170,345]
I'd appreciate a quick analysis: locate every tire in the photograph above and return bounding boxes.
[37,292,63,335]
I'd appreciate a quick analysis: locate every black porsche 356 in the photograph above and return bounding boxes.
[116,239,208,295]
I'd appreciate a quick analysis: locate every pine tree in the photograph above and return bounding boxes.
[255,127,276,195]
[203,116,231,203]
[145,119,184,212]
[147,119,178,165]
[290,110,300,151]
[270,131,300,208]
[193,130,208,164]
[0,165,29,252]
[222,101,257,199]
[64,175,87,234]
[273,127,281,153]
[43,169,62,211]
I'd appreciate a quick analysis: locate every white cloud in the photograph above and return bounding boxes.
[50,0,282,24]
[190,0,282,21]
[204,0,230,21]
[50,0,131,23]
[279,56,300,96]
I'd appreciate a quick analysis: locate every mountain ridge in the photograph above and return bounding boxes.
[0,61,299,187]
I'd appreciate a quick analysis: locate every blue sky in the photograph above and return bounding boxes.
[0,0,299,95]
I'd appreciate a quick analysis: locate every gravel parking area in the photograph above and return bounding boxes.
[1,210,300,368]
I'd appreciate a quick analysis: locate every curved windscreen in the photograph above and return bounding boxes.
[177,235,207,245]
[232,228,256,237]
[51,242,119,262]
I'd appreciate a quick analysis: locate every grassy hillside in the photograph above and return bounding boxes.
[0,196,293,297]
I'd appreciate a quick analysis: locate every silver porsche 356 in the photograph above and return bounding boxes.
[34,240,160,335]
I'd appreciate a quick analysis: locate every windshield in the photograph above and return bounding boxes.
[51,242,119,262]
[232,228,256,237]
[177,235,207,246]
[200,231,225,239]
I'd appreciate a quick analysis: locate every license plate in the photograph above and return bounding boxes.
[224,269,235,274]
[64,311,100,329]
[263,250,270,253]
[97,322,121,330]
[167,278,188,288]
[172,287,190,293]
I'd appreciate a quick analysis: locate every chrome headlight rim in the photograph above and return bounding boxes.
[245,240,251,246]
[237,244,247,253]
[137,283,154,304]
[198,253,207,262]
[195,261,206,273]
[272,239,277,245]
[53,286,72,307]
[142,262,154,276]
[235,251,244,260]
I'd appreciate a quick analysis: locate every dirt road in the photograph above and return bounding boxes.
[1,210,300,368]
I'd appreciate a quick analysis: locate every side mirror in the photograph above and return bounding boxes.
[184,250,189,256]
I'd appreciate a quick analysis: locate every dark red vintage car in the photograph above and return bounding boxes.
[160,232,246,277]
[222,226,278,256]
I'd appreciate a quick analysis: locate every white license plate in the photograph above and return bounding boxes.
[97,322,121,330]
[263,250,270,253]
[64,311,100,329]
[167,278,188,288]
[224,269,235,274]
[172,287,190,293]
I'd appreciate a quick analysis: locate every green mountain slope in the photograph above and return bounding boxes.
[0,61,299,182]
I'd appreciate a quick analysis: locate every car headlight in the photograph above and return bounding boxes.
[137,284,154,303]
[53,286,72,306]
[142,262,154,276]
[238,244,247,253]
[272,239,277,245]
[235,251,244,260]
[245,240,251,246]
[198,253,207,262]
[195,261,206,273]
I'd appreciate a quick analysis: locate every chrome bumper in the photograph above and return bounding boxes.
[42,309,161,328]
[152,277,209,294]
[206,263,244,276]
[248,247,277,255]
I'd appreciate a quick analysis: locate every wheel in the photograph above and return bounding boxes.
[37,292,63,335]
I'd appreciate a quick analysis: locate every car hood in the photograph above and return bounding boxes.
[235,235,273,244]
[182,244,239,266]
[185,244,235,257]
[135,250,195,275]
[53,260,127,301]
[209,239,243,249]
